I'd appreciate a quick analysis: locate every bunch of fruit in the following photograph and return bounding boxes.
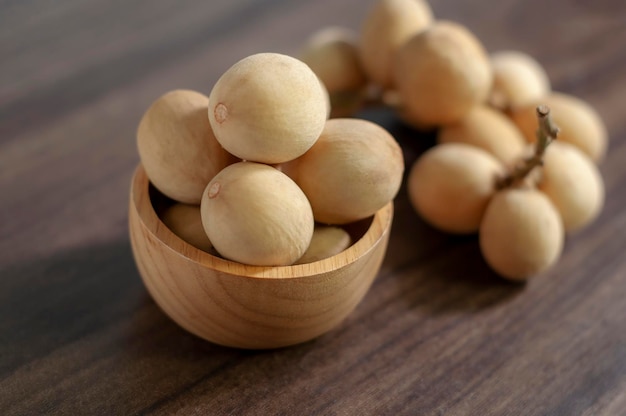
[298,0,606,280]
[137,53,404,267]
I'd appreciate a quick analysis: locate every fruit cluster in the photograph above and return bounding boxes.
[298,0,606,280]
[137,53,404,267]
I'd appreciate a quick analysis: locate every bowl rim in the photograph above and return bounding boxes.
[130,164,393,280]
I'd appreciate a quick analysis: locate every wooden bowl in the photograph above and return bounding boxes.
[129,165,393,349]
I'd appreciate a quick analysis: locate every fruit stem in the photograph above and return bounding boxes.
[497,105,559,189]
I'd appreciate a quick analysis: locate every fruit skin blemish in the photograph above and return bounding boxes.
[208,182,221,199]
[214,103,228,124]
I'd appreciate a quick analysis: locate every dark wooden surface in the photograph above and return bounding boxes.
[1,0,626,414]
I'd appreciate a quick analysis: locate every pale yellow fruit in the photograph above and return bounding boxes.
[359,0,433,88]
[295,225,352,264]
[208,53,328,164]
[394,21,493,127]
[200,162,314,266]
[282,118,404,225]
[160,203,213,253]
[438,105,526,166]
[137,90,238,204]
[489,51,551,110]
[510,92,608,163]
[480,188,563,281]
[300,27,367,94]
[539,142,604,232]
[407,143,504,234]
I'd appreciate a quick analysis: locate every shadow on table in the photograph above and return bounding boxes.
[0,238,244,374]
[405,241,525,315]
[378,184,525,316]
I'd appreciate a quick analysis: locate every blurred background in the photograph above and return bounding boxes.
[2,0,624,266]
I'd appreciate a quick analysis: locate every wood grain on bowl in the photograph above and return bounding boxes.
[129,165,393,349]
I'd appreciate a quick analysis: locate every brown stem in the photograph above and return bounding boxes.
[496,105,560,189]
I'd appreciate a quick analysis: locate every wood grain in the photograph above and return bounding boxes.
[1,0,625,414]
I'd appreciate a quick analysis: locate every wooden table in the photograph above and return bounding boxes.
[2,1,625,414]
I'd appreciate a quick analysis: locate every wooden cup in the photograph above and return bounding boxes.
[129,165,393,349]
